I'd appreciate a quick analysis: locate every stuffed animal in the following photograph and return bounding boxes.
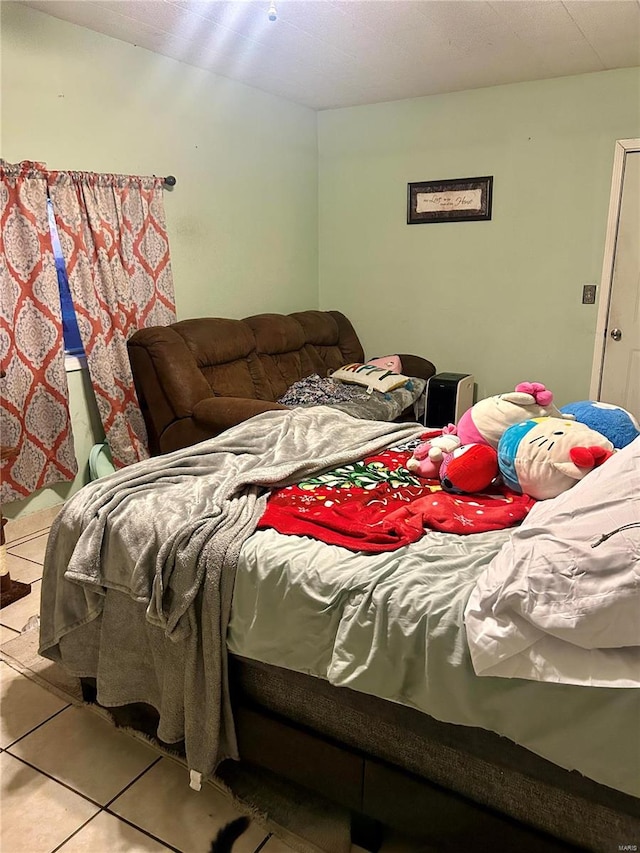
[560,400,640,449]
[439,443,499,494]
[367,355,403,373]
[497,417,614,500]
[457,382,563,449]
[406,424,460,479]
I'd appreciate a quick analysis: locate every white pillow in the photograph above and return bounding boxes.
[331,363,409,393]
[465,437,640,687]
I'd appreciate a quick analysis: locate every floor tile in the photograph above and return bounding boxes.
[9,704,160,805]
[0,578,41,631]
[57,810,173,852]
[0,660,68,748]
[0,751,99,853]
[7,531,49,567]
[0,625,84,703]
[4,550,44,584]
[4,505,60,544]
[0,624,20,645]
[111,757,268,853]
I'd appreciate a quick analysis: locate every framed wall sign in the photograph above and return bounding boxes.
[407,175,493,224]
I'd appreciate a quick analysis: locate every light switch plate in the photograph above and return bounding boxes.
[582,284,597,304]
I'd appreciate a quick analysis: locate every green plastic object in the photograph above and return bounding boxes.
[88,442,116,481]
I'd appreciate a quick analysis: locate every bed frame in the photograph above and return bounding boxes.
[228,656,640,853]
[81,655,640,852]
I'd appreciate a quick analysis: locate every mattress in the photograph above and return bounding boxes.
[227,527,640,799]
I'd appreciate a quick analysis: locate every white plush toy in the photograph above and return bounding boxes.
[457,381,565,450]
[497,417,614,500]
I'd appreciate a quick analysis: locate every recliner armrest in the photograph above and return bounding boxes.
[396,354,436,383]
[192,397,288,434]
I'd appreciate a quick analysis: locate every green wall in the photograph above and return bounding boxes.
[318,68,640,405]
[3,2,639,519]
[1,2,318,320]
[1,2,317,518]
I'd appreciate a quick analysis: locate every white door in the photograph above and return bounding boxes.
[590,140,640,419]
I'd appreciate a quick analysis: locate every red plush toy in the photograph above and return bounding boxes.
[439,444,499,494]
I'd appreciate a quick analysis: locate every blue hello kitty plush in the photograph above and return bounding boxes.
[497,417,614,500]
[560,400,639,449]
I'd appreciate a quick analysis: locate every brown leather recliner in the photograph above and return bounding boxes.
[128,310,436,455]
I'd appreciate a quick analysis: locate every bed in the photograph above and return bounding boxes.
[37,407,640,852]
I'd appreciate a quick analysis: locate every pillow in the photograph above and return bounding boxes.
[331,363,409,393]
[367,355,403,373]
[465,436,640,687]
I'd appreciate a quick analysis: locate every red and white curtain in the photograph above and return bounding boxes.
[1,161,77,503]
[48,171,176,469]
[1,163,177,502]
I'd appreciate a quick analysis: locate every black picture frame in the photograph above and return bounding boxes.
[407,175,493,224]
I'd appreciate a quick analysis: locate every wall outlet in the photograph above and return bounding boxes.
[582,284,597,304]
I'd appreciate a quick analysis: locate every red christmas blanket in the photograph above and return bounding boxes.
[258,442,535,553]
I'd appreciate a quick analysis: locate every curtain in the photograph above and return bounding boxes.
[48,172,176,468]
[0,161,78,503]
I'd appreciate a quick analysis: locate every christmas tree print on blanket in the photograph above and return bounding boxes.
[298,459,422,491]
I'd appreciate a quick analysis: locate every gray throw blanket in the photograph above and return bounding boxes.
[39,406,423,783]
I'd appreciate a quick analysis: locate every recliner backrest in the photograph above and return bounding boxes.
[128,310,366,455]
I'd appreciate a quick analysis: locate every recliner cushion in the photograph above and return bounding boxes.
[174,318,271,401]
[245,314,306,354]
[246,313,320,399]
[175,318,255,365]
[290,310,340,346]
[292,310,365,372]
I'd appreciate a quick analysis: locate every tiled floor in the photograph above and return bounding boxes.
[1,508,420,853]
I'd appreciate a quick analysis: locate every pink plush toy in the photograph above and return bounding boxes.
[439,444,499,494]
[407,425,460,479]
[457,382,564,450]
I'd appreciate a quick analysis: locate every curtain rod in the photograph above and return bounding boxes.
[163,175,176,188]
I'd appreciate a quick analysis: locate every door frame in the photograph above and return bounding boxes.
[589,138,640,399]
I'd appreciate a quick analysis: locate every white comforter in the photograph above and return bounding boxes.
[465,436,640,688]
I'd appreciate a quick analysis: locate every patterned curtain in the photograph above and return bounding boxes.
[0,161,77,503]
[48,172,176,468]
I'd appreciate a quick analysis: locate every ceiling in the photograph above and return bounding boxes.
[22,0,640,110]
